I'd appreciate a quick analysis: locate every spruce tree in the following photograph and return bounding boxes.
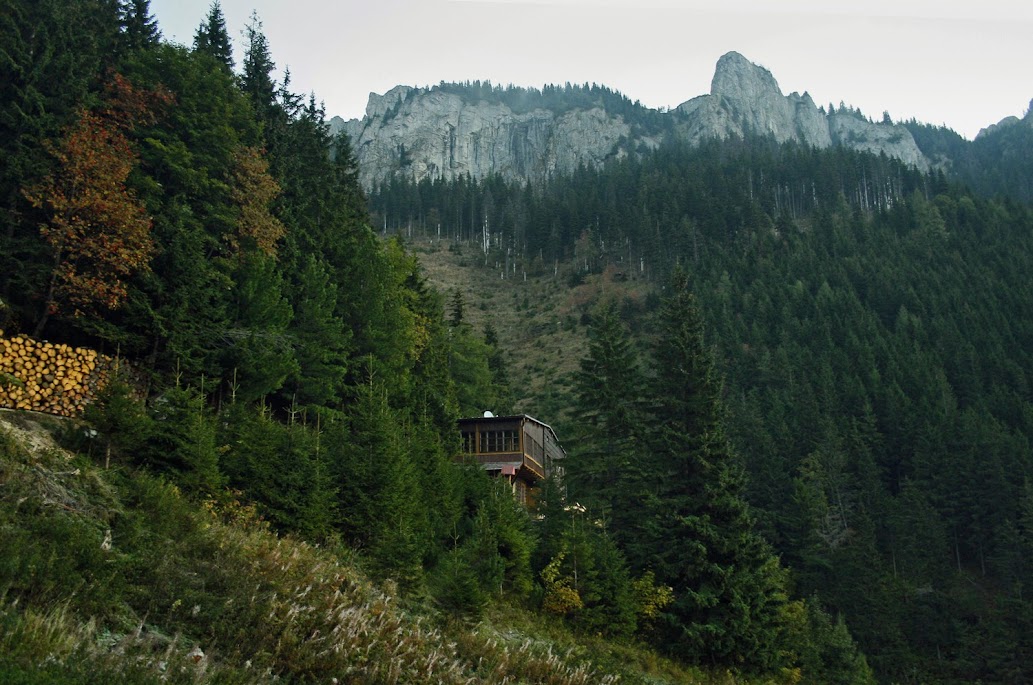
[221,255,297,403]
[285,255,350,407]
[193,1,234,72]
[239,12,278,131]
[639,274,789,672]
[567,301,646,539]
[120,0,161,53]
[483,322,514,413]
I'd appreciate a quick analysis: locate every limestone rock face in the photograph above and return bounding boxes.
[690,51,832,148]
[829,114,928,169]
[339,51,935,187]
[336,87,636,188]
[676,51,926,169]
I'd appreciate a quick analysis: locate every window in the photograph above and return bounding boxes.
[483,430,518,453]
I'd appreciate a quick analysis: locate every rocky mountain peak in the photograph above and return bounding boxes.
[711,51,784,103]
[678,51,832,149]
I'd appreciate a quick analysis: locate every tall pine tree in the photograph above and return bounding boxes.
[193,1,234,72]
[637,274,790,672]
[566,301,647,540]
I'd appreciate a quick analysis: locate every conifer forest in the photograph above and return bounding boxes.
[2,2,1032,683]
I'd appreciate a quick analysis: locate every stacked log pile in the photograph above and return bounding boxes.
[0,331,117,417]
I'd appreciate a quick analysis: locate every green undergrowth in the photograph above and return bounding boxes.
[0,412,780,684]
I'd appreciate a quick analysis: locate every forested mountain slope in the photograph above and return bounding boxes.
[370,139,1033,683]
[0,1,878,683]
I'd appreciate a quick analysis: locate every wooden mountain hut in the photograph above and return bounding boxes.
[457,413,565,505]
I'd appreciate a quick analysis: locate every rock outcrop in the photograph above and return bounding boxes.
[676,52,927,169]
[336,51,933,188]
[335,86,649,189]
[677,52,832,148]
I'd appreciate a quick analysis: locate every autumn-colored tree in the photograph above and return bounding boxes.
[227,145,285,258]
[23,73,164,335]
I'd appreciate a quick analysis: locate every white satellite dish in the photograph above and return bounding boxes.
[483,410,495,418]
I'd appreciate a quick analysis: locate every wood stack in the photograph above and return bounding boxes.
[0,330,115,417]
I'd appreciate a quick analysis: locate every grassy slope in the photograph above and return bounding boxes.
[410,238,653,431]
[0,409,740,685]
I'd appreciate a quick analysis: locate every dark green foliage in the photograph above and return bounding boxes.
[565,302,645,538]
[119,0,160,52]
[5,3,1033,681]
[221,255,297,404]
[557,512,638,638]
[636,279,790,671]
[218,401,337,539]
[330,366,427,586]
[449,321,498,416]
[370,129,1033,682]
[428,543,492,620]
[239,12,277,132]
[475,481,537,599]
[82,380,154,467]
[789,599,875,685]
[483,323,514,413]
[283,255,350,407]
[141,385,222,495]
[0,0,123,326]
[192,1,234,72]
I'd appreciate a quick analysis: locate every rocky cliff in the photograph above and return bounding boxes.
[675,52,927,170]
[334,51,931,188]
[334,86,655,189]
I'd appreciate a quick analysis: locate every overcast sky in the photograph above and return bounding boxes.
[149,0,1032,141]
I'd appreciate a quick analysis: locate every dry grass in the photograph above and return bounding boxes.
[0,413,693,685]
[412,239,654,428]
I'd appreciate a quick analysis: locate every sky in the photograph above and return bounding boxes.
[149,0,1033,141]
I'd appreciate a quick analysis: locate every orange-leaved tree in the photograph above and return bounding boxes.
[23,73,167,336]
[226,145,285,259]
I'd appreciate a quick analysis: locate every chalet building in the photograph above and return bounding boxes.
[458,413,565,505]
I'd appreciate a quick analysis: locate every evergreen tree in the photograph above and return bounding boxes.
[448,288,465,327]
[218,400,336,537]
[0,0,124,326]
[285,255,350,407]
[638,275,790,672]
[566,301,646,539]
[193,0,234,72]
[332,361,426,587]
[239,12,277,132]
[142,384,223,495]
[107,41,254,375]
[120,0,160,52]
[483,322,514,413]
[221,255,297,403]
[448,323,496,416]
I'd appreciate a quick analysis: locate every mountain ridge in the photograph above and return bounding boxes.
[329,51,1012,188]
